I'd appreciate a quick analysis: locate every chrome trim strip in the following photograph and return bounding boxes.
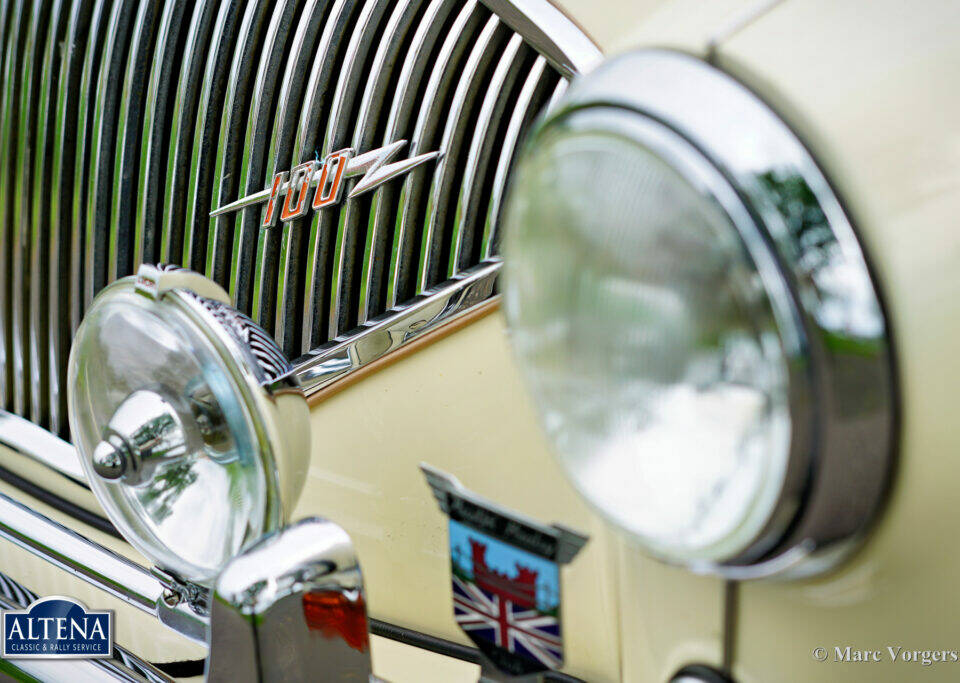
[71,0,109,318]
[0,410,86,486]
[168,0,229,268]
[133,0,188,272]
[292,259,500,395]
[245,0,302,329]
[109,0,159,284]
[479,0,601,78]
[0,490,208,643]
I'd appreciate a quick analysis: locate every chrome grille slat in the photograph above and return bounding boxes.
[345,0,424,329]
[15,0,53,422]
[448,31,527,277]
[0,0,24,414]
[164,0,232,268]
[48,0,93,435]
[70,0,109,326]
[391,0,485,311]
[218,0,279,312]
[30,0,68,432]
[109,0,162,284]
[0,0,593,436]
[335,0,425,326]
[85,0,137,306]
[133,0,191,272]
[296,0,363,353]
[0,0,14,409]
[270,0,333,352]
[481,55,553,259]
[241,0,306,328]
[419,14,508,290]
[314,0,393,340]
[368,0,459,315]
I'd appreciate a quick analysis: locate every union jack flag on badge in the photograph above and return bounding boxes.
[421,464,588,677]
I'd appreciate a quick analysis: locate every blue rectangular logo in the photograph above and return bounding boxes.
[2,597,113,659]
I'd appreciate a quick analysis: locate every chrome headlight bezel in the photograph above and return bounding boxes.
[504,49,897,578]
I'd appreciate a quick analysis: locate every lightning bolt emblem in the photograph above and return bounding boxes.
[209,140,440,227]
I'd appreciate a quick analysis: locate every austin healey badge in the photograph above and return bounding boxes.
[421,464,588,678]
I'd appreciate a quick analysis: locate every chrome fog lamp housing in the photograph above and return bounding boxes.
[503,50,896,577]
[68,264,309,583]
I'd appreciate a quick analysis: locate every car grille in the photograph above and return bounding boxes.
[0,0,582,437]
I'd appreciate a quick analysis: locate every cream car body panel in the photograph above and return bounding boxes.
[297,312,627,681]
[711,0,960,680]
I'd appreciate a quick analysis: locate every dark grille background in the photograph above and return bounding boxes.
[0,0,563,437]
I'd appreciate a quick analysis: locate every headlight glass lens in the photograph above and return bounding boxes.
[504,109,802,563]
[69,284,272,582]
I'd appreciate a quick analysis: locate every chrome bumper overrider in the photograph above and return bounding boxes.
[0,489,376,681]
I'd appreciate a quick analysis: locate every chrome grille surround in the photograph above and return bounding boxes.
[0,0,600,436]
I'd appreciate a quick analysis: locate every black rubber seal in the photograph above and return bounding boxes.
[0,464,121,539]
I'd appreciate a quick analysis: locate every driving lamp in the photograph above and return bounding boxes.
[503,50,896,576]
[68,264,309,583]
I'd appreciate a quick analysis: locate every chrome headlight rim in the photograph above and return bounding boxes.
[508,49,897,578]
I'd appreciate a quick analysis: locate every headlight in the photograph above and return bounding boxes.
[68,265,309,582]
[504,50,896,576]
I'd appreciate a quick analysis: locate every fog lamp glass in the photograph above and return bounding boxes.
[504,109,803,564]
[68,268,307,582]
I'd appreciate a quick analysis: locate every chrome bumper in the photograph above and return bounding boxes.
[0,489,376,681]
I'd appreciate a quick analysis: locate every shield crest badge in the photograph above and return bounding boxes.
[421,464,588,678]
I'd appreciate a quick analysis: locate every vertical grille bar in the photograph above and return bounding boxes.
[132,0,191,272]
[218,0,279,312]
[314,0,393,340]
[242,0,307,329]
[29,0,69,431]
[84,0,138,304]
[417,14,508,291]
[390,0,485,310]
[336,0,424,332]
[297,0,371,352]
[448,32,527,277]
[70,0,109,331]
[108,0,162,283]
[269,0,338,353]
[481,55,554,259]
[16,0,56,422]
[366,0,460,317]
[161,0,230,267]
[49,0,96,436]
[0,0,23,412]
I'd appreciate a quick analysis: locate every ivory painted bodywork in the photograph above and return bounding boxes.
[715,1,960,681]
